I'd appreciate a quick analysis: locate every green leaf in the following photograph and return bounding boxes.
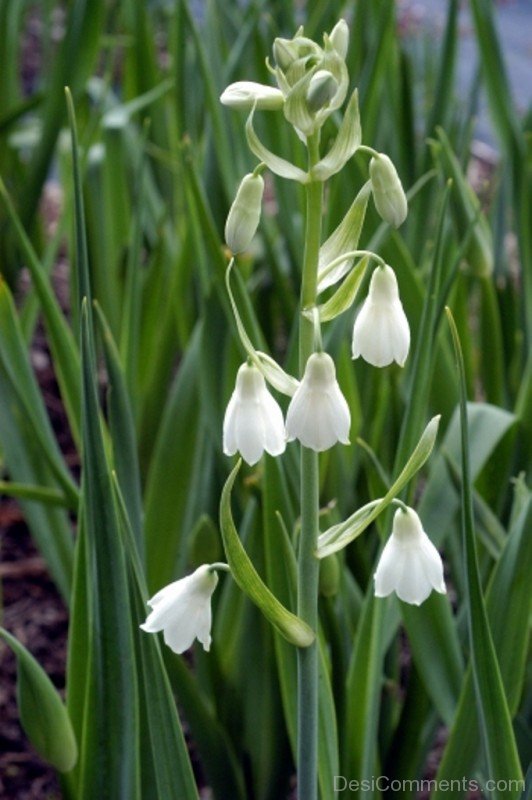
[112,476,201,800]
[76,302,139,798]
[0,277,79,507]
[435,476,532,795]
[0,628,77,773]
[446,308,523,794]
[225,261,299,396]
[431,128,493,277]
[94,301,143,549]
[317,255,369,322]
[245,105,308,183]
[219,461,314,648]
[0,177,81,446]
[311,89,362,181]
[317,415,441,557]
[144,325,202,590]
[317,182,371,291]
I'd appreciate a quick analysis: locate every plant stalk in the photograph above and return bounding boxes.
[297,132,323,800]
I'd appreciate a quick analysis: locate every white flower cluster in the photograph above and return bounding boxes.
[224,353,350,464]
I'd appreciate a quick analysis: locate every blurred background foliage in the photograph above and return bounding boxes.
[0,1,530,798]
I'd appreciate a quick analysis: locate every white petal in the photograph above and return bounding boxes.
[374,538,402,597]
[163,608,202,654]
[352,304,395,367]
[259,388,286,456]
[285,385,311,443]
[390,307,410,367]
[234,401,266,465]
[223,394,239,456]
[394,551,433,606]
[419,535,446,594]
[328,387,351,444]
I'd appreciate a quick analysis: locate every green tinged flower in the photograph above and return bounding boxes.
[272,21,350,136]
[369,153,408,228]
[224,172,264,254]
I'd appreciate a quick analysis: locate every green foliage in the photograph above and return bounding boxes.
[0,1,530,798]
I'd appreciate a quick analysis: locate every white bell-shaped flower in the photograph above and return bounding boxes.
[223,362,286,465]
[285,352,350,451]
[374,507,446,606]
[140,565,219,654]
[352,264,410,367]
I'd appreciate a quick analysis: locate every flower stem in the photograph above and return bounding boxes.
[297,131,323,800]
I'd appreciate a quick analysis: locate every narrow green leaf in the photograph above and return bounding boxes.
[112,476,202,800]
[432,128,493,277]
[65,87,91,316]
[144,325,202,590]
[446,308,523,794]
[317,415,441,557]
[94,302,143,548]
[312,89,362,181]
[317,255,369,322]
[77,302,139,799]
[0,628,78,773]
[0,277,79,508]
[317,182,371,291]
[245,105,308,183]
[0,176,81,446]
[0,481,68,506]
[435,477,532,795]
[220,461,314,648]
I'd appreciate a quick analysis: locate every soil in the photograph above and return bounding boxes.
[0,504,66,800]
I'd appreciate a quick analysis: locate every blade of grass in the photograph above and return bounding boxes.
[446,307,523,794]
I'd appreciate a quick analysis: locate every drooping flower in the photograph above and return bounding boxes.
[369,153,408,228]
[140,565,219,654]
[220,81,285,110]
[374,507,446,606]
[285,352,350,451]
[225,172,264,254]
[352,264,410,367]
[223,363,286,465]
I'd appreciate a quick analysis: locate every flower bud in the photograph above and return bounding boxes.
[306,69,338,112]
[224,172,264,254]
[369,153,408,228]
[319,553,340,597]
[273,37,299,72]
[220,81,284,110]
[329,19,349,59]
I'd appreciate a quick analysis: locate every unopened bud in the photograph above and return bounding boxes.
[225,172,264,254]
[329,19,349,59]
[369,154,408,228]
[306,70,338,112]
[220,81,284,110]
[273,37,299,72]
[319,553,340,597]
